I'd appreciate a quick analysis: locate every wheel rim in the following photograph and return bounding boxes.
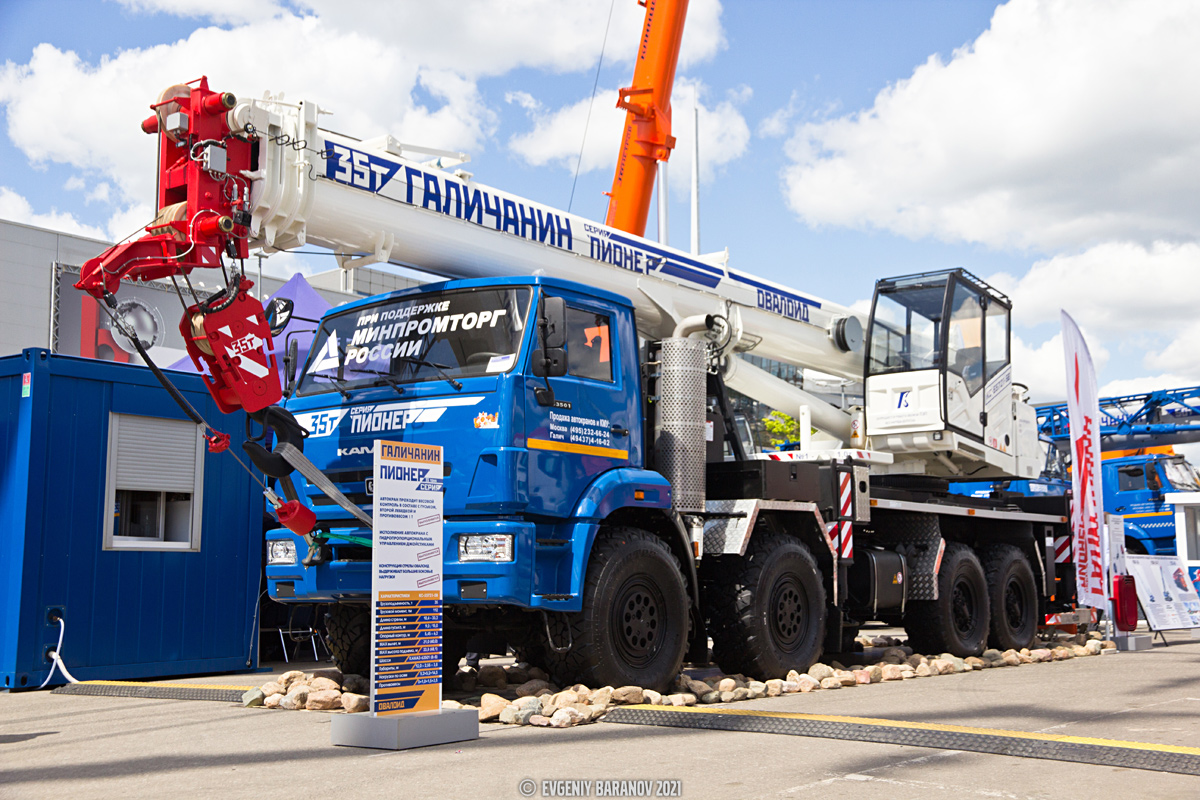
[769,575,808,652]
[951,577,979,637]
[610,576,663,668]
[1004,575,1028,631]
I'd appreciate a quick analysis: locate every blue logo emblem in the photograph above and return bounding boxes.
[325,142,400,193]
[897,391,911,409]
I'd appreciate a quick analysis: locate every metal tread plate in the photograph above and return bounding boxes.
[703,498,828,557]
[603,706,1200,776]
[51,680,252,703]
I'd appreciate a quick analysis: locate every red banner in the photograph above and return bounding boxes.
[1061,311,1107,609]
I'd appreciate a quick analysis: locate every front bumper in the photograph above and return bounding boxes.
[266,518,584,611]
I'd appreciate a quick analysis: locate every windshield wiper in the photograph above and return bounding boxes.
[310,373,352,399]
[359,368,406,396]
[394,356,463,390]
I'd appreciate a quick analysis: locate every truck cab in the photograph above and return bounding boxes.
[265,276,685,671]
[863,269,1040,481]
[1105,453,1200,555]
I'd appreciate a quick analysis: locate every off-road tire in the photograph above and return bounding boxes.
[903,542,990,657]
[542,527,689,692]
[702,531,826,679]
[509,623,552,674]
[442,629,472,683]
[981,544,1038,651]
[324,603,370,677]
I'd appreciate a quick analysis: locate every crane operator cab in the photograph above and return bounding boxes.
[863,269,1040,480]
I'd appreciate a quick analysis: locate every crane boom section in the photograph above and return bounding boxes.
[605,0,689,236]
[242,100,865,386]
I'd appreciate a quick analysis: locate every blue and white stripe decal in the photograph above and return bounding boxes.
[323,139,827,323]
[729,270,823,324]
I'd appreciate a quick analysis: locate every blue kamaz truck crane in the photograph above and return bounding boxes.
[81,71,1081,691]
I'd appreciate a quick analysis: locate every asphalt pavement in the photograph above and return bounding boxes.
[3,630,1200,799]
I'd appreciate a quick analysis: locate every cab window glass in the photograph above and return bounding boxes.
[1118,467,1146,492]
[947,282,984,395]
[984,302,1010,381]
[566,307,613,382]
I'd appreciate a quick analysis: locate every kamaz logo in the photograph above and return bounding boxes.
[897,391,911,409]
[337,446,374,457]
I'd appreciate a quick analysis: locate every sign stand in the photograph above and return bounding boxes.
[331,439,478,750]
[1117,553,1200,652]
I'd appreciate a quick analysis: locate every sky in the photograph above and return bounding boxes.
[2,0,1199,403]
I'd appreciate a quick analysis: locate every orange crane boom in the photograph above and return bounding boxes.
[605,0,689,237]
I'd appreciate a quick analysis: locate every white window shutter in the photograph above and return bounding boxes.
[113,414,202,493]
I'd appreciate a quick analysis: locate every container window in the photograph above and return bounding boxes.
[104,413,204,551]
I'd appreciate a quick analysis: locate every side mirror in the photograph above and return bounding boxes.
[265,297,294,337]
[531,347,566,378]
[541,296,566,350]
[284,338,300,396]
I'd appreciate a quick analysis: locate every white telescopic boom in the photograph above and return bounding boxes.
[234,99,863,434]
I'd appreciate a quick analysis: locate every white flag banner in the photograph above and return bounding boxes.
[1061,311,1107,609]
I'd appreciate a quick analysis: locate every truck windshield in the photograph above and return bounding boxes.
[297,287,532,395]
[1164,458,1200,491]
[868,277,946,376]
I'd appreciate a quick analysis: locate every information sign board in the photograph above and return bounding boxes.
[371,440,443,716]
[1125,554,1200,631]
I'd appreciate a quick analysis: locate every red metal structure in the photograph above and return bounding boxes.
[605,0,690,237]
[75,77,280,414]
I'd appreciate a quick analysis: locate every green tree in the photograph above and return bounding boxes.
[762,410,802,447]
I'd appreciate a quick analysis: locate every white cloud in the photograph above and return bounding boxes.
[759,91,800,139]
[85,183,111,204]
[504,91,540,112]
[1098,373,1197,398]
[0,186,108,240]
[989,241,1200,333]
[106,202,155,244]
[114,0,283,24]
[508,86,625,175]
[294,0,725,76]
[0,21,481,238]
[1,2,728,244]
[1011,329,1110,404]
[63,176,85,192]
[507,78,750,188]
[779,0,1200,252]
[1146,320,1200,376]
[985,240,1200,386]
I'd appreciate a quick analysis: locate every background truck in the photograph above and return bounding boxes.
[959,384,1200,557]
[76,3,1078,692]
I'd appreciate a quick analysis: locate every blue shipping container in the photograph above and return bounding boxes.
[1,349,262,689]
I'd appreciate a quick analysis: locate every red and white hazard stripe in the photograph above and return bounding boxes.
[838,471,854,559]
[1054,535,1070,563]
[839,521,853,559]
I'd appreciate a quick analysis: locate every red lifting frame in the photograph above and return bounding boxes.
[75,77,280,414]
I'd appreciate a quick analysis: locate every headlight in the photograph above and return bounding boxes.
[458,534,514,562]
[268,539,298,565]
